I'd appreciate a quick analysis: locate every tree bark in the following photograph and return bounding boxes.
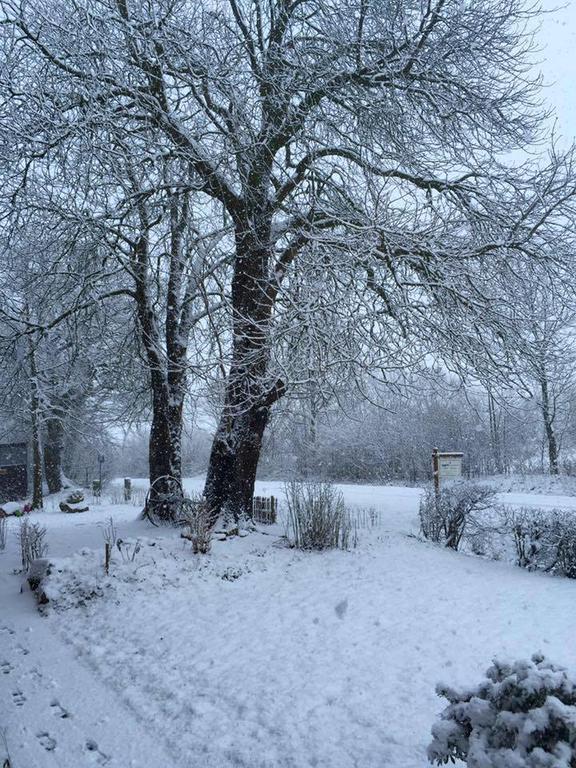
[205,393,281,524]
[132,187,193,521]
[27,333,43,509]
[540,377,559,475]
[44,414,65,494]
[147,378,184,515]
[487,392,504,474]
[204,206,285,523]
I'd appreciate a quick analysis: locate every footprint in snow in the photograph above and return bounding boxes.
[12,690,26,707]
[28,666,43,682]
[1,660,14,674]
[85,739,110,765]
[50,699,70,719]
[37,732,57,751]
[334,599,348,619]
[0,626,15,636]
[16,644,30,656]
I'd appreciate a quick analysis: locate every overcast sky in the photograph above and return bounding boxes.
[539,0,576,147]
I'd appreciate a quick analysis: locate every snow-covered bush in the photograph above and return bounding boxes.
[555,518,576,579]
[42,539,164,612]
[419,483,496,551]
[285,481,353,550]
[508,508,576,578]
[19,519,48,571]
[508,507,557,571]
[428,654,576,767]
[43,550,111,611]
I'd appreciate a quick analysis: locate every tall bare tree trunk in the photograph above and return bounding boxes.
[204,208,285,523]
[147,376,184,507]
[487,391,504,474]
[44,414,65,494]
[540,377,559,475]
[27,330,43,509]
[205,394,282,524]
[133,189,193,521]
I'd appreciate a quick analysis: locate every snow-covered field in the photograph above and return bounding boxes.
[477,472,576,497]
[2,479,576,767]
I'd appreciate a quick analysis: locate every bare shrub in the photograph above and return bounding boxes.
[181,494,212,554]
[555,516,576,579]
[106,488,124,505]
[19,519,48,571]
[507,507,554,570]
[116,539,142,563]
[102,517,118,548]
[102,517,118,574]
[285,481,353,551]
[353,507,382,530]
[468,528,490,557]
[107,487,147,507]
[100,517,143,570]
[507,507,576,578]
[419,483,496,551]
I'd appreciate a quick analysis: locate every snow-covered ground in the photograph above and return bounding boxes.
[1,479,576,767]
[477,472,576,497]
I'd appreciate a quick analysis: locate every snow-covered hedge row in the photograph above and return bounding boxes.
[428,654,576,767]
[419,483,576,579]
[507,507,576,579]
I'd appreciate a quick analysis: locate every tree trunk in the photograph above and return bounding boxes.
[204,208,284,523]
[540,377,559,475]
[27,334,43,509]
[44,415,65,494]
[205,397,278,524]
[145,371,185,521]
[487,392,503,474]
[132,226,188,522]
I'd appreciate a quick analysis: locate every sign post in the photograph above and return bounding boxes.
[98,454,105,491]
[432,447,440,497]
[432,448,464,493]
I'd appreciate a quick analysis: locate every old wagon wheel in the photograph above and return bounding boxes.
[143,475,185,526]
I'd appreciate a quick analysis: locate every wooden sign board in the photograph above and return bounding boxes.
[432,449,463,491]
[438,454,463,480]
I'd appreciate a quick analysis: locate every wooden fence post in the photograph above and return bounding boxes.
[432,447,440,497]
